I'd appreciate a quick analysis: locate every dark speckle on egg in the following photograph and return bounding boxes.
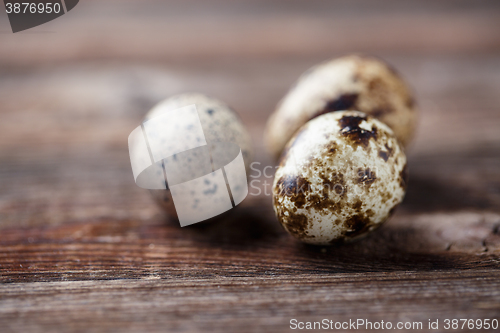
[276,175,310,209]
[338,115,378,148]
[343,214,371,237]
[316,93,358,117]
[356,168,377,188]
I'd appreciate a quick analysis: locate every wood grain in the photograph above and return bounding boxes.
[1,0,500,332]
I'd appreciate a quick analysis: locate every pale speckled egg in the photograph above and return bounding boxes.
[144,93,253,217]
[265,54,417,159]
[272,111,408,245]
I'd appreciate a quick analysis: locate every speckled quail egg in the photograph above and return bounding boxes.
[265,54,417,159]
[144,93,253,217]
[272,111,408,245]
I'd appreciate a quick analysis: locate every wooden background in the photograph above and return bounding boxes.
[1,0,500,331]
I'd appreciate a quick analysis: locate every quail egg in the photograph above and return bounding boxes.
[265,54,417,159]
[272,111,408,245]
[144,93,253,217]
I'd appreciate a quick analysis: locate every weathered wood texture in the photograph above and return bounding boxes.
[1,0,500,332]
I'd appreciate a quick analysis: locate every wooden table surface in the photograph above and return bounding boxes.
[1,1,500,332]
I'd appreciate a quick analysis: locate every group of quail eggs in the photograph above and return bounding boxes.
[143,54,417,246]
[266,55,416,245]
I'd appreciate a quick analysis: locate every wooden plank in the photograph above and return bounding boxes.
[0,0,499,67]
[0,271,499,332]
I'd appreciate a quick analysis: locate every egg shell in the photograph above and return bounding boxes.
[145,93,253,217]
[272,111,408,245]
[265,54,417,159]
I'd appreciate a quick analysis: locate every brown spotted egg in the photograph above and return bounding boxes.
[265,54,417,159]
[144,93,253,217]
[272,111,408,245]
